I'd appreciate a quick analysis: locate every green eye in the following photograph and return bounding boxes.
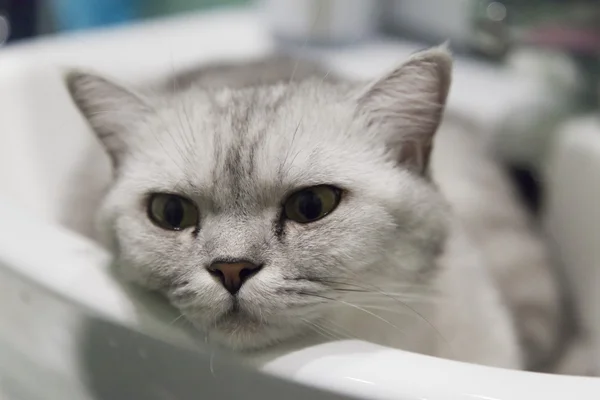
[148,193,199,231]
[284,185,341,223]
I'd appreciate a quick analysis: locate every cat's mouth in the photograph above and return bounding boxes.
[216,309,253,326]
[208,308,280,350]
[171,288,304,350]
[175,293,313,351]
[215,299,261,326]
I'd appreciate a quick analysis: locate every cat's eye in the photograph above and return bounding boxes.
[284,185,341,224]
[148,193,199,231]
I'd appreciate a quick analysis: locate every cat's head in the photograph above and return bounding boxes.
[66,47,452,350]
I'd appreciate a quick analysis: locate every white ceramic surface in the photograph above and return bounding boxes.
[1,6,599,400]
[262,0,379,44]
[264,340,600,400]
[383,0,471,46]
[544,116,600,374]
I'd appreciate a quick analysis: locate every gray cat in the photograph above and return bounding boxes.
[64,47,565,370]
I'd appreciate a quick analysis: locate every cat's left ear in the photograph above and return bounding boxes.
[356,45,452,174]
[65,71,151,168]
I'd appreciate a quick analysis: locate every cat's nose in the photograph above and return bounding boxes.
[206,260,263,295]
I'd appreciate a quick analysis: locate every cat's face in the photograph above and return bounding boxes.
[66,48,452,350]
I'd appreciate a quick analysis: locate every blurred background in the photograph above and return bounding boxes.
[1,1,598,65]
[5,0,597,210]
[1,1,600,398]
[1,0,598,107]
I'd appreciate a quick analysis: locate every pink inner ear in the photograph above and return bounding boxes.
[397,136,434,174]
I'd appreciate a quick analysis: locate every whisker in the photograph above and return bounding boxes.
[320,301,413,317]
[169,51,197,167]
[300,318,341,341]
[168,313,187,325]
[281,0,325,178]
[300,276,435,295]
[305,293,404,332]
[291,267,450,351]
[336,272,451,351]
[286,0,324,86]
[281,120,302,170]
[318,318,359,341]
[209,350,217,377]
[332,294,438,308]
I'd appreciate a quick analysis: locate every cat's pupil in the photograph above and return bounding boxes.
[298,191,323,220]
[163,197,184,227]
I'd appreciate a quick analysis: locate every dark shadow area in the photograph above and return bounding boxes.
[78,316,356,400]
[506,163,543,216]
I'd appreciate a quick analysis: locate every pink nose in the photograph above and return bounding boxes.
[207,261,262,295]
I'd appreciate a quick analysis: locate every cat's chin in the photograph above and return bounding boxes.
[198,310,305,351]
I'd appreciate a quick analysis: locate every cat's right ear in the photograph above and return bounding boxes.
[355,45,452,175]
[65,71,150,167]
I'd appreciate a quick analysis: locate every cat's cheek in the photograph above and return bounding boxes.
[112,233,195,293]
[111,256,152,287]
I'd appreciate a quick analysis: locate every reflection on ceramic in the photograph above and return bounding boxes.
[266,340,600,400]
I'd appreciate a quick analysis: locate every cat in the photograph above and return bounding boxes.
[63,46,565,369]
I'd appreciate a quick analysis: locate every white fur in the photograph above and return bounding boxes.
[65,49,527,368]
